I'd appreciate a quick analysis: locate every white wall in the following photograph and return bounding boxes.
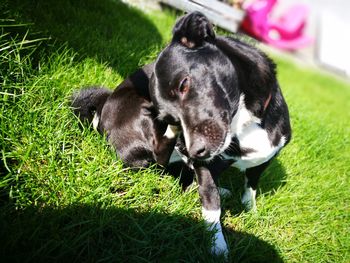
[276,0,350,75]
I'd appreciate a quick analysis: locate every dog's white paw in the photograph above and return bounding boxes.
[241,187,257,212]
[211,227,229,258]
[92,112,99,131]
[202,208,229,259]
[218,187,232,199]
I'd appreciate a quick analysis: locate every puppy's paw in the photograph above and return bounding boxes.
[172,11,215,48]
[241,187,257,212]
[92,112,100,131]
[164,125,180,139]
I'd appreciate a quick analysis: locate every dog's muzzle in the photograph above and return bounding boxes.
[188,132,232,162]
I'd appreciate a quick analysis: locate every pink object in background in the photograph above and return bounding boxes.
[241,0,313,51]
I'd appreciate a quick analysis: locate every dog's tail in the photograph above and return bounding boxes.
[71,86,112,130]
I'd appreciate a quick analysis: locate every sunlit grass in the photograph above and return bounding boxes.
[1,0,349,262]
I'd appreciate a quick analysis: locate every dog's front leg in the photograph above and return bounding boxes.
[241,160,271,212]
[155,125,179,166]
[195,166,228,258]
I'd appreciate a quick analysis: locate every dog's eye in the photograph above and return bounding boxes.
[179,76,190,95]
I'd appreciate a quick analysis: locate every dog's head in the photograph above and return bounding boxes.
[150,12,240,161]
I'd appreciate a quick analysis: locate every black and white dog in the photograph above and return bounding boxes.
[72,64,176,168]
[150,12,292,256]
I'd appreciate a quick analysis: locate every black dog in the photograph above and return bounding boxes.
[150,12,292,256]
[72,63,177,168]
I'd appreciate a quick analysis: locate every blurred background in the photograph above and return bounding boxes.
[266,0,350,76]
[124,0,350,79]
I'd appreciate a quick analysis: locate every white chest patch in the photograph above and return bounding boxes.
[227,95,286,171]
[230,95,261,134]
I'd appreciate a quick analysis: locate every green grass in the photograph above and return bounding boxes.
[1,0,349,262]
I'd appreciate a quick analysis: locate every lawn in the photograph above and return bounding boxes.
[0,0,349,262]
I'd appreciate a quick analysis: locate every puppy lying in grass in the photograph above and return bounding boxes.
[72,63,176,168]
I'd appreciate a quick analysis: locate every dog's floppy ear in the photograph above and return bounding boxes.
[172,11,215,48]
[215,36,277,117]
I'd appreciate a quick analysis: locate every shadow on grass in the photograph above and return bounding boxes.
[0,0,164,179]
[6,0,163,77]
[0,204,283,263]
[220,159,287,215]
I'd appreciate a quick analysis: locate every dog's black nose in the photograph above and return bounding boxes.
[189,138,210,160]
